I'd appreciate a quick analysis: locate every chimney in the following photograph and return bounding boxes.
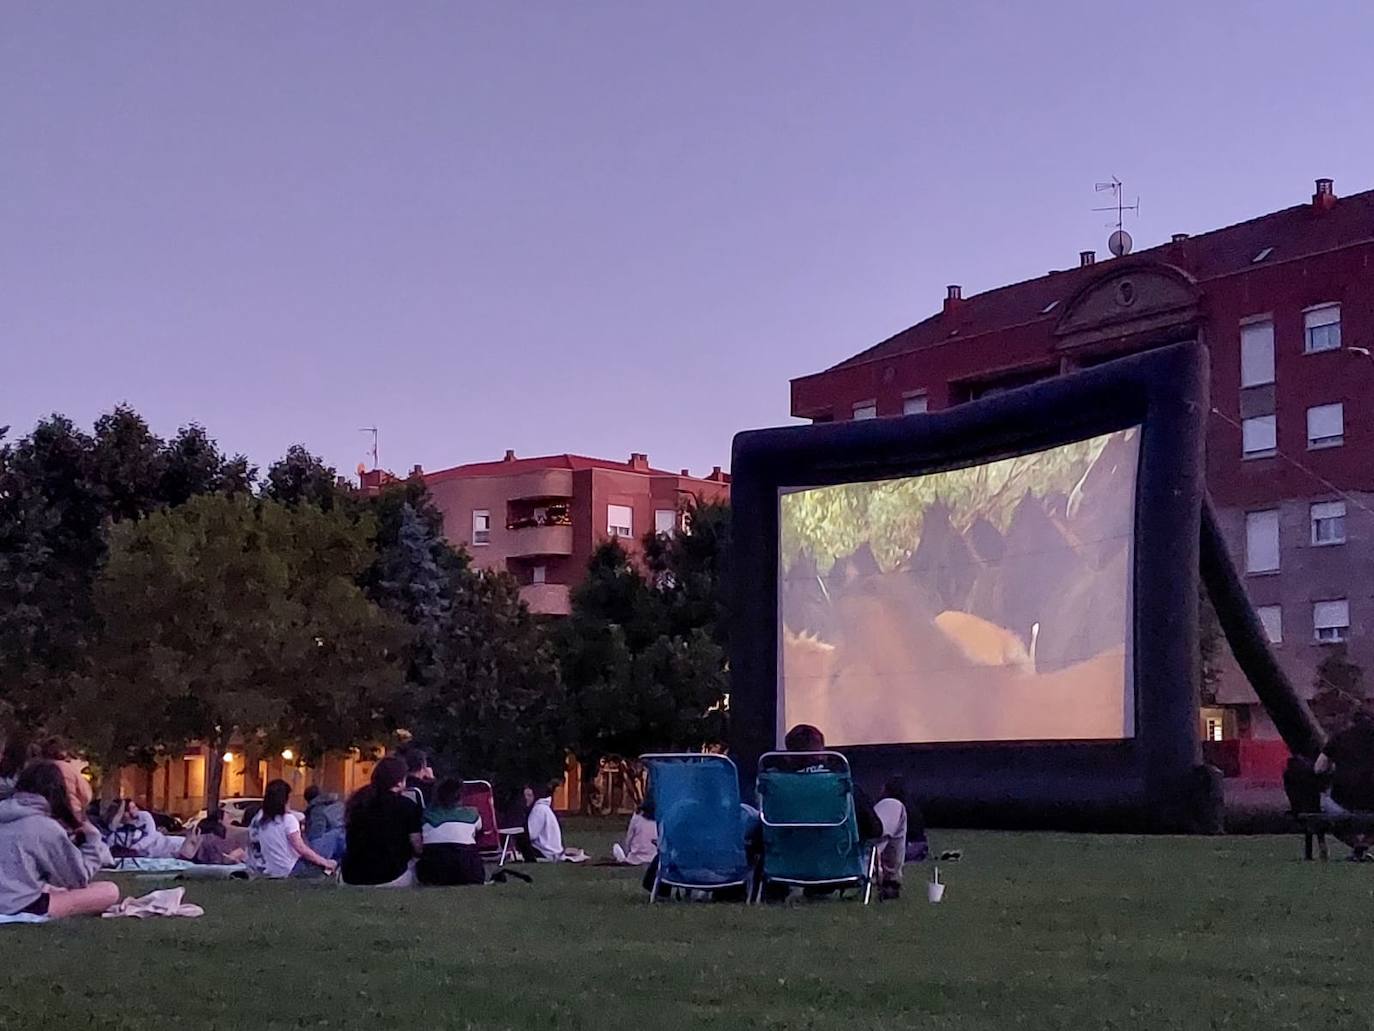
[410,464,423,478]
[680,468,690,477]
[709,466,724,481]
[1171,233,1189,243]
[942,284,963,314]
[503,449,516,462]
[629,452,649,471]
[1313,177,1336,211]
[1079,250,1095,267]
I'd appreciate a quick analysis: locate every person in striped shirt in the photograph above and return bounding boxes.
[416,778,485,886]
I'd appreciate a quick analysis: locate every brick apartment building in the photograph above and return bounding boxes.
[398,451,729,615]
[791,178,1374,750]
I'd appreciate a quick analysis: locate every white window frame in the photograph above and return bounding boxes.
[1257,604,1283,645]
[654,509,677,536]
[1310,500,1347,546]
[607,504,633,538]
[1306,403,1344,449]
[531,564,546,585]
[1304,304,1342,354]
[472,510,491,546]
[1239,318,1275,388]
[852,400,877,421]
[1244,509,1280,574]
[1241,414,1276,459]
[902,392,929,416]
[1313,599,1350,643]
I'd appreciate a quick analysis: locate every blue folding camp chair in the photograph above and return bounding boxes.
[755,751,876,904]
[641,753,754,902]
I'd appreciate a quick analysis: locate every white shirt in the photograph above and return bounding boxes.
[248,812,302,878]
[874,798,907,841]
[526,797,563,860]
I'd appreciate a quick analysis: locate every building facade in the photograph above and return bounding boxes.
[405,451,729,616]
[791,178,1374,745]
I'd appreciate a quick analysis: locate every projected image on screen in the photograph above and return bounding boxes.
[779,428,1139,746]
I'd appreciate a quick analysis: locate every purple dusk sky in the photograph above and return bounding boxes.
[4,2,1373,480]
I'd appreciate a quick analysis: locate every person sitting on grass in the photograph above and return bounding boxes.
[303,785,346,863]
[398,745,436,809]
[190,809,245,866]
[1315,707,1374,860]
[0,734,37,803]
[873,776,918,901]
[103,798,186,859]
[416,777,486,886]
[341,756,423,887]
[0,761,119,919]
[611,800,657,866]
[525,783,588,863]
[246,779,336,879]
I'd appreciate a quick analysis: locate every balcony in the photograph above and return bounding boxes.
[507,523,574,557]
[521,582,571,616]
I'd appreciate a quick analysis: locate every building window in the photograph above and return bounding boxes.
[1244,509,1280,573]
[852,401,877,420]
[1242,415,1276,458]
[1310,500,1347,546]
[607,504,633,538]
[1306,403,1344,449]
[472,510,491,545]
[532,564,546,585]
[1313,599,1350,643]
[1240,319,1275,387]
[902,392,929,416]
[654,509,677,536]
[1304,304,1342,353]
[1204,715,1224,742]
[1257,604,1283,645]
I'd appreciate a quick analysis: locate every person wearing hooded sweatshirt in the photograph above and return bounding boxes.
[0,761,119,918]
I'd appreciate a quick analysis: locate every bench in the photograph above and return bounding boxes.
[1292,811,1374,861]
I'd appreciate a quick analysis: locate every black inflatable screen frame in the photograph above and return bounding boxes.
[731,342,1210,831]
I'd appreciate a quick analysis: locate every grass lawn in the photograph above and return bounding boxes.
[2,823,1372,1030]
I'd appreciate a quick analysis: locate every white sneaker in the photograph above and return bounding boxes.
[612,844,627,864]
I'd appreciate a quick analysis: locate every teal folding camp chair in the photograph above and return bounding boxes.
[756,751,875,904]
[641,753,753,902]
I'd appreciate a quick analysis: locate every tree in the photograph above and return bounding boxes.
[81,494,409,813]
[0,416,105,730]
[264,445,346,511]
[559,504,731,804]
[1,410,258,739]
[367,499,566,800]
[159,424,256,505]
[1199,584,1224,706]
[1310,644,1365,732]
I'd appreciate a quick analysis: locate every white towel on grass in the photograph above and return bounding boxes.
[102,887,204,919]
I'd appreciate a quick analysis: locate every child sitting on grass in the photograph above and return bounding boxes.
[416,778,486,885]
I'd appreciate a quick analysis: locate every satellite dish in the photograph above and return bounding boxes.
[1108,229,1133,257]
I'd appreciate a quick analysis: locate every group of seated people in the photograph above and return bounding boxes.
[0,725,929,917]
[637,723,924,901]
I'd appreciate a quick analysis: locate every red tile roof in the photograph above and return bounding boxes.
[816,187,1374,375]
[421,453,714,484]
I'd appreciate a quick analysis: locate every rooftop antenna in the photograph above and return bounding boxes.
[358,426,379,471]
[1094,176,1140,256]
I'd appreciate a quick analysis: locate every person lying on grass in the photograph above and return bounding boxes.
[0,760,119,919]
[246,779,336,879]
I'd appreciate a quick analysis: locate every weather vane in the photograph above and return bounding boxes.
[1093,176,1140,256]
